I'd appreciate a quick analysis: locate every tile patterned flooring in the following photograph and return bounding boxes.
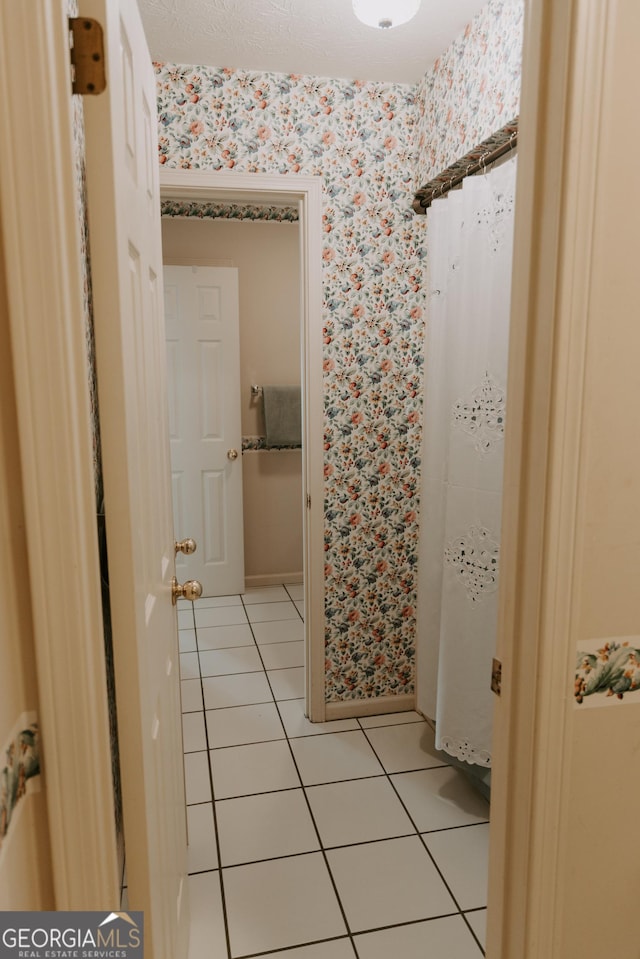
[177,584,489,959]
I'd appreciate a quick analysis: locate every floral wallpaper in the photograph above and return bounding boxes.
[415,0,524,186]
[575,640,640,706]
[156,64,427,701]
[0,714,40,857]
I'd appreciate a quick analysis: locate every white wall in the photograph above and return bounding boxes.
[161,217,303,584]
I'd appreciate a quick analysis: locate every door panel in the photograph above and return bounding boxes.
[81,0,189,956]
[164,266,244,596]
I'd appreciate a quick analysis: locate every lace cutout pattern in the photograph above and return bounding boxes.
[452,373,505,453]
[444,526,500,602]
[475,181,516,254]
[439,735,492,767]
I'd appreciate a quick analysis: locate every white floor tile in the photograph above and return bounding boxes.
[424,824,490,911]
[196,623,255,650]
[252,618,304,645]
[195,605,248,629]
[267,666,305,700]
[187,872,227,959]
[179,652,200,681]
[223,852,346,956]
[199,645,263,677]
[265,943,355,959]
[290,731,384,785]
[284,583,305,601]
[184,751,212,805]
[197,594,242,608]
[391,767,490,832]
[326,836,456,933]
[358,711,425,729]
[465,909,487,949]
[306,776,414,848]
[182,712,207,753]
[364,722,446,773]
[295,600,305,619]
[181,678,203,713]
[242,586,290,604]
[246,601,299,623]
[177,607,195,629]
[278,699,359,738]
[216,789,319,866]
[355,915,483,959]
[186,803,218,873]
[203,671,273,710]
[209,740,300,799]
[206,702,285,749]
[179,628,197,653]
[260,640,305,670]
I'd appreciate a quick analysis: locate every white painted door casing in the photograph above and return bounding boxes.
[164,265,244,596]
[0,1,120,907]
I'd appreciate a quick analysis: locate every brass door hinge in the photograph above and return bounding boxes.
[306,494,311,509]
[69,18,106,95]
[491,658,502,696]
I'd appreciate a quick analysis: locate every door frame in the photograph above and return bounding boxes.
[0,2,118,906]
[3,0,609,948]
[488,0,608,955]
[159,169,326,721]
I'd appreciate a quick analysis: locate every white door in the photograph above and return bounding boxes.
[164,266,245,596]
[81,1,188,956]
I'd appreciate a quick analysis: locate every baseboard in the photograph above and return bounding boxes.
[324,693,416,721]
[244,571,303,588]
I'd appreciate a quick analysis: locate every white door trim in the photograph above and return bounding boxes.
[488,0,608,955]
[159,169,326,721]
[0,2,118,906]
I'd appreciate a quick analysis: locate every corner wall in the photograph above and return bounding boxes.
[157,65,426,702]
[415,0,524,186]
[154,5,524,703]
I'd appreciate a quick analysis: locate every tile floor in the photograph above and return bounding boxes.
[177,584,490,959]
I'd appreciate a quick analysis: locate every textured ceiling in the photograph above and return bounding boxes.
[138,0,490,85]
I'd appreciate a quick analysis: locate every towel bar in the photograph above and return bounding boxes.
[251,384,263,397]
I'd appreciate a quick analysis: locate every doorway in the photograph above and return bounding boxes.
[161,216,302,594]
[159,169,325,721]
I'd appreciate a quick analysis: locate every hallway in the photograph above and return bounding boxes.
[171,586,489,958]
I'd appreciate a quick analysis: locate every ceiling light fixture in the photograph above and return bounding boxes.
[352,0,421,30]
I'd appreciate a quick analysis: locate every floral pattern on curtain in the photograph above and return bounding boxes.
[416,156,517,767]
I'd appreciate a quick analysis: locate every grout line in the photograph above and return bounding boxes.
[185,586,487,959]
[243,596,362,959]
[359,729,475,927]
[232,933,353,959]
[190,601,234,959]
[461,910,487,957]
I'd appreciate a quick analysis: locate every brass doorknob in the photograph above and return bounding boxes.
[171,577,203,605]
[227,448,239,461]
[175,538,197,555]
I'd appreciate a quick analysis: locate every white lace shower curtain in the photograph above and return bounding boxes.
[416,157,517,767]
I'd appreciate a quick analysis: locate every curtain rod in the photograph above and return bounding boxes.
[413,118,518,214]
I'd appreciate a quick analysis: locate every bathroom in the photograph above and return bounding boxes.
[4,0,639,955]
[148,0,523,955]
